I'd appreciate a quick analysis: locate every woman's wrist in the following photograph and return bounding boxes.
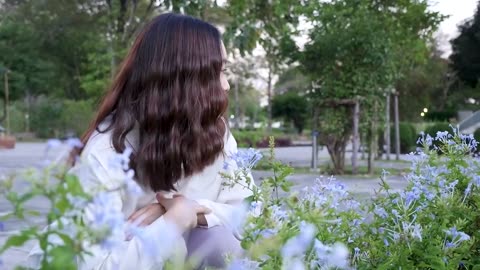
[197,214,208,227]
[163,210,192,233]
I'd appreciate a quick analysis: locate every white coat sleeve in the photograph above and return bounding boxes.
[193,134,255,238]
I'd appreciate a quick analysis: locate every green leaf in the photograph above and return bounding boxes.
[0,233,31,253]
[48,246,77,270]
[0,212,14,221]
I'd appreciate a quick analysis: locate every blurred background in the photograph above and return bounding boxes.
[0,0,479,175]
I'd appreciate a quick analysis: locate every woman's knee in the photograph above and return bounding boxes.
[186,226,242,268]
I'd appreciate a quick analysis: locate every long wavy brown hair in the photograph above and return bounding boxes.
[80,13,228,192]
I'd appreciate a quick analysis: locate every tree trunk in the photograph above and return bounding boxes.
[368,103,378,175]
[311,106,319,169]
[394,93,400,160]
[385,94,391,160]
[352,101,360,174]
[439,75,453,111]
[327,136,348,175]
[267,64,273,132]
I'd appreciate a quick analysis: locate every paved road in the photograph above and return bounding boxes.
[0,142,410,269]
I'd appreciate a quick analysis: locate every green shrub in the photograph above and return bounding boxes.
[474,128,480,143]
[232,129,292,148]
[26,97,95,138]
[60,99,95,137]
[379,122,417,154]
[232,130,265,148]
[8,103,27,133]
[424,122,452,138]
[30,97,64,138]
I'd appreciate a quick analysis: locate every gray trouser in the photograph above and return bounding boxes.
[186,226,242,269]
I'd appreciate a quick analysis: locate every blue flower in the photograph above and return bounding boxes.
[65,138,83,149]
[436,131,451,141]
[353,247,360,257]
[281,222,316,258]
[312,241,350,269]
[443,227,471,249]
[227,148,263,170]
[383,238,389,246]
[417,133,433,147]
[88,192,125,250]
[374,206,388,219]
[0,222,4,231]
[228,258,261,270]
[271,205,288,222]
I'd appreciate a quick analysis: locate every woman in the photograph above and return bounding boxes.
[28,13,253,269]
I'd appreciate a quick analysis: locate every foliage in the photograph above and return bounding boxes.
[450,2,480,89]
[224,0,300,61]
[232,130,265,148]
[274,66,309,95]
[0,0,224,102]
[29,97,65,138]
[271,92,309,134]
[396,48,452,122]
[424,111,457,123]
[60,99,96,137]
[0,18,59,99]
[224,0,304,129]
[227,81,263,128]
[475,129,480,144]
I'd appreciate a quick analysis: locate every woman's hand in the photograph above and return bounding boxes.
[157,194,211,232]
[127,203,166,227]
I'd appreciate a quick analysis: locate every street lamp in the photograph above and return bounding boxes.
[423,108,428,113]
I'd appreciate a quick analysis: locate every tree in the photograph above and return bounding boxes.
[274,66,309,95]
[271,92,308,134]
[0,18,58,100]
[396,45,451,122]
[0,0,224,101]
[300,0,442,174]
[224,0,302,131]
[450,2,480,89]
[227,82,262,128]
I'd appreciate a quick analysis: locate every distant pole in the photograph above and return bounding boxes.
[352,100,360,174]
[312,131,318,171]
[311,106,319,171]
[394,91,400,160]
[4,70,10,135]
[267,67,272,132]
[368,101,378,175]
[385,94,391,160]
